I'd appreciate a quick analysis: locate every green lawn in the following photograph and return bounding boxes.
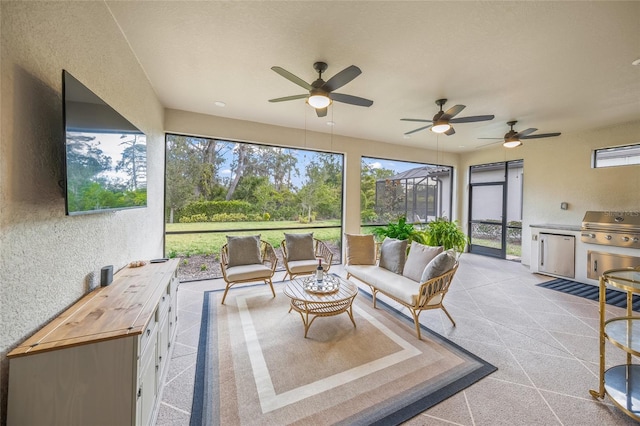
[165,220,342,257]
[471,237,522,257]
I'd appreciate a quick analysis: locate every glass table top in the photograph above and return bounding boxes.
[604,268,640,293]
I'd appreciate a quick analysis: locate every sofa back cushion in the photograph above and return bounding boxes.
[421,250,457,282]
[226,235,262,267]
[284,233,316,261]
[345,234,376,265]
[402,241,443,282]
[378,237,408,274]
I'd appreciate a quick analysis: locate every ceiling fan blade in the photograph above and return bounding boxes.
[271,66,312,91]
[404,125,432,135]
[268,94,308,103]
[330,93,373,107]
[442,104,465,119]
[516,128,537,138]
[520,132,561,140]
[322,65,362,92]
[444,127,456,136]
[450,114,495,124]
[478,137,504,140]
[400,118,433,123]
[315,107,328,118]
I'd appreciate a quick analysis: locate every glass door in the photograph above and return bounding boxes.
[469,182,505,257]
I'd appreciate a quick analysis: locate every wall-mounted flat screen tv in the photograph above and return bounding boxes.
[63,70,147,215]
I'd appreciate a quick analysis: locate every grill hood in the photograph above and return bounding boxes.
[582,211,640,232]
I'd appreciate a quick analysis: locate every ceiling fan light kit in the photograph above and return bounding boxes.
[431,120,451,134]
[307,93,331,109]
[503,139,522,148]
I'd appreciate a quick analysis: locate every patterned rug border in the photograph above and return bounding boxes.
[190,282,496,425]
[536,278,640,312]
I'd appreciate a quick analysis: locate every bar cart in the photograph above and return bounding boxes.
[589,266,640,420]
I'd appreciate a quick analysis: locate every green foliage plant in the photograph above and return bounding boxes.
[372,216,426,244]
[419,218,469,255]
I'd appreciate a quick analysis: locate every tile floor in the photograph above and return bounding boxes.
[156,253,638,425]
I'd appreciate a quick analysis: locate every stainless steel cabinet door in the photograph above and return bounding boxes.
[540,233,576,278]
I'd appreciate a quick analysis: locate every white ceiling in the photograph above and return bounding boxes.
[106,1,640,153]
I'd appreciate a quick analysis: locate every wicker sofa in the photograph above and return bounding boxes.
[344,234,458,340]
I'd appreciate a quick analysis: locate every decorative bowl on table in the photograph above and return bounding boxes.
[302,274,340,294]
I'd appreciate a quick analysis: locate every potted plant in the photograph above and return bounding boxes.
[372,216,426,244]
[418,217,469,256]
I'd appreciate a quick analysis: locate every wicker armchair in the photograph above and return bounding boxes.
[281,237,333,281]
[220,239,277,304]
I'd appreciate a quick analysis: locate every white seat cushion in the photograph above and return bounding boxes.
[346,264,421,306]
[286,259,322,274]
[226,264,272,282]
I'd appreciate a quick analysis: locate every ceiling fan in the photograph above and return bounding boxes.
[268,61,373,117]
[401,99,495,136]
[479,120,562,148]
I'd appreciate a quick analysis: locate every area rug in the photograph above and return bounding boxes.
[190,283,496,426]
[536,278,640,312]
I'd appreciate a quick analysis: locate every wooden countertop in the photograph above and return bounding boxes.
[8,259,179,358]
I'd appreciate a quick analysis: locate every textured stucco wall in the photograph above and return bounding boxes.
[0,2,165,422]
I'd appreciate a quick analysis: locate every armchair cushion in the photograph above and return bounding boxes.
[345,234,376,265]
[402,241,443,282]
[225,264,273,282]
[378,237,408,274]
[421,250,457,282]
[284,233,316,261]
[226,235,261,267]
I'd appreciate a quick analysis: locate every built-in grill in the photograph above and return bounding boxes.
[581,211,640,249]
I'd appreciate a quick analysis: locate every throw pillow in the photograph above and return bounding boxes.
[421,250,457,282]
[226,235,262,268]
[402,241,443,282]
[285,233,316,261]
[344,234,376,265]
[378,237,408,274]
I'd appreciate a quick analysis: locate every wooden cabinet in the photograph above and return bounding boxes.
[7,259,179,426]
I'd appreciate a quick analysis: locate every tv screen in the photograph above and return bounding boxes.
[63,70,147,215]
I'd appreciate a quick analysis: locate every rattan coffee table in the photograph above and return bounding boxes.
[284,274,358,337]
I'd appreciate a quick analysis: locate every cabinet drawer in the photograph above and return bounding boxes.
[139,312,158,356]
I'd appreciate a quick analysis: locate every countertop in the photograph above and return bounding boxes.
[529,224,582,232]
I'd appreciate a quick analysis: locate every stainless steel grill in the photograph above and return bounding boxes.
[581,211,640,249]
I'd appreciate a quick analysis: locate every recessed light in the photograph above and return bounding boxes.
[214,101,226,107]
[633,58,640,66]
[326,121,335,126]
[403,135,411,139]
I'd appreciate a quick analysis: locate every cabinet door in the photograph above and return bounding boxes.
[157,313,170,390]
[138,334,157,426]
[539,234,575,278]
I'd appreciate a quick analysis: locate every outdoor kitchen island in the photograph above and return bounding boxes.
[531,211,640,285]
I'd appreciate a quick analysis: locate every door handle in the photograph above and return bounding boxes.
[594,260,598,272]
[540,240,544,266]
